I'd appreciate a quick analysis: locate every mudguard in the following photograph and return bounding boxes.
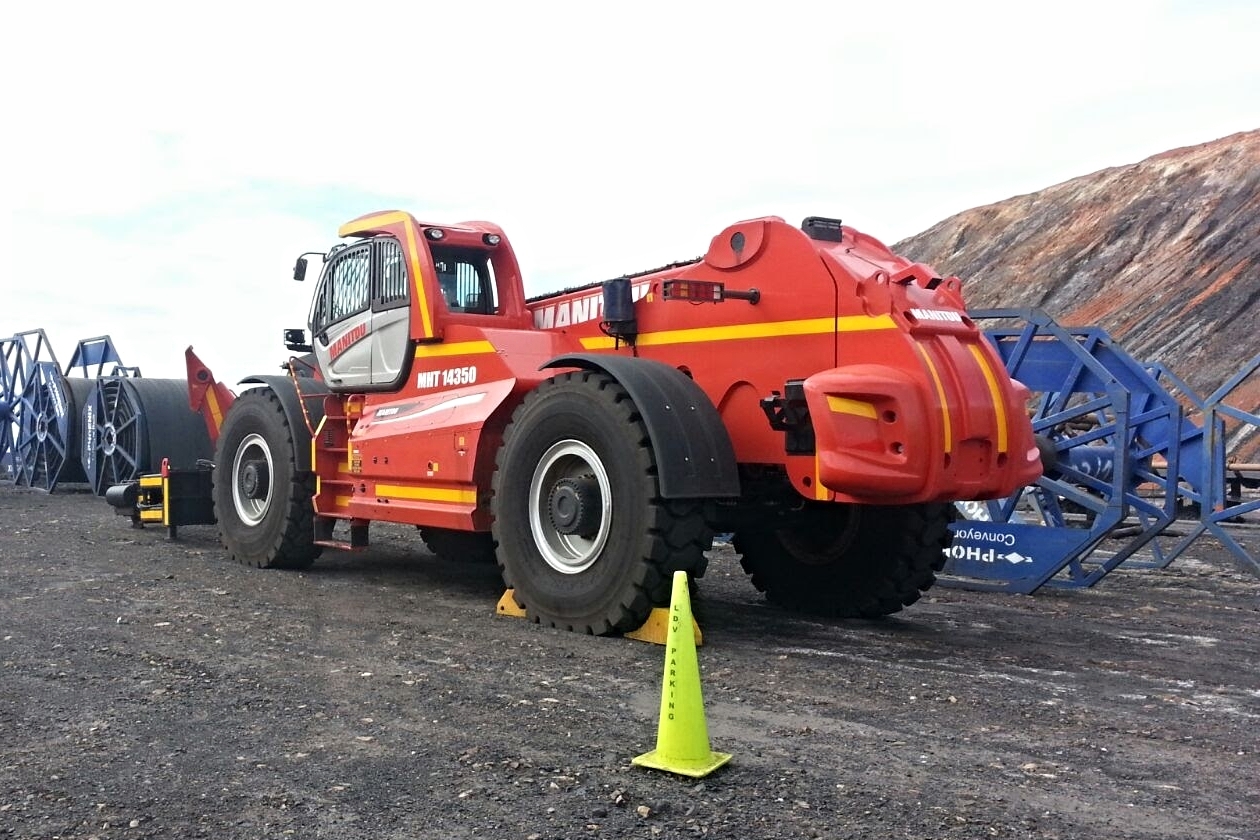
[543,354,740,499]
[237,374,331,472]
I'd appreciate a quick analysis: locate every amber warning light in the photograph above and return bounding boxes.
[662,280,761,305]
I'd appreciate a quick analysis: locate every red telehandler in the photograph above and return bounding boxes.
[168,211,1041,635]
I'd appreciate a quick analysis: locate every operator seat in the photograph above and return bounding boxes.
[439,275,461,311]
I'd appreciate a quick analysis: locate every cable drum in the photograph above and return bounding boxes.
[13,362,93,491]
[82,377,214,496]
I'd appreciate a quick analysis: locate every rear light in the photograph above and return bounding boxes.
[663,279,723,301]
[662,279,761,305]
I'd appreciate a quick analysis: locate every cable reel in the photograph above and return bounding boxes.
[942,309,1209,594]
[2,330,60,485]
[83,377,214,496]
[12,361,93,491]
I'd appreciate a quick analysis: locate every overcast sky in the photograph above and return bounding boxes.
[1,0,1256,385]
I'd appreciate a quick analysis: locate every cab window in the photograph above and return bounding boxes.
[330,247,371,322]
[432,246,498,314]
[311,244,371,335]
[375,239,409,309]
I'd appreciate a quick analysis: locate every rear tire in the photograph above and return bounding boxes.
[734,502,950,617]
[212,388,320,570]
[491,371,712,635]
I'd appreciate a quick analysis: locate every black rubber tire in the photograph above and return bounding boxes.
[490,371,712,635]
[734,502,951,618]
[212,388,320,570]
[420,528,498,563]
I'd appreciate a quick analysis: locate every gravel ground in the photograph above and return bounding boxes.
[1,483,1257,839]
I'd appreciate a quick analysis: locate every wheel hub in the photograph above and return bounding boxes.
[231,432,275,527]
[35,413,49,442]
[548,475,601,537]
[241,460,270,500]
[528,439,614,575]
[102,424,117,456]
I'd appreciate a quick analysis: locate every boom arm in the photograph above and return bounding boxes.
[185,346,236,445]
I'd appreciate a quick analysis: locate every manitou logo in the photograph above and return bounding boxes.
[909,308,964,323]
[532,281,651,329]
[329,323,367,359]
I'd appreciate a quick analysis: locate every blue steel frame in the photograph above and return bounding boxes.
[1,331,59,482]
[64,335,138,379]
[13,360,83,492]
[1163,354,1260,576]
[942,309,1210,593]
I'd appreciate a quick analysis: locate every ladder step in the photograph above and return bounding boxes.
[314,539,368,552]
[313,520,369,549]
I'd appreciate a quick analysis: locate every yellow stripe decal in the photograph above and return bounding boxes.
[311,415,325,474]
[403,221,435,339]
[376,483,478,504]
[337,212,434,339]
[826,395,878,419]
[579,314,897,350]
[967,344,1008,453]
[814,455,828,500]
[914,344,953,453]
[338,211,411,237]
[205,386,223,432]
[415,340,497,358]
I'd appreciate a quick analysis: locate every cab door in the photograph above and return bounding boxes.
[310,243,373,391]
[369,238,411,387]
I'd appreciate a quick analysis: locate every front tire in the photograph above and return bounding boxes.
[212,388,320,570]
[491,371,712,635]
[734,502,951,617]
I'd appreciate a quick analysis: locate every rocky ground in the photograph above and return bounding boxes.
[1,483,1257,839]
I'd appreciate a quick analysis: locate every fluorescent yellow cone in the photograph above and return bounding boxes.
[632,570,732,777]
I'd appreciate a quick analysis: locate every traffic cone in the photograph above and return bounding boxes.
[632,570,732,778]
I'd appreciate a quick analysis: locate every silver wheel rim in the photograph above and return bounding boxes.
[528,439,612,574]
[232,432,274,526]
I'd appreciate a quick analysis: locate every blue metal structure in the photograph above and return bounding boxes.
[1,331,59,482]
[0,339,13,479]
[13,361,92,491]
[1161,353,1260,576]
[64,335,141,379]
[5,333,140,491]
[942,309,1214,593]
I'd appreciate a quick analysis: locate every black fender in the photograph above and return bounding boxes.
[543,354,740,499]
[237,375,331,472]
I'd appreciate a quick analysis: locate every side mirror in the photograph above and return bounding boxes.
[284,328,312,353]
[292,257,309,282]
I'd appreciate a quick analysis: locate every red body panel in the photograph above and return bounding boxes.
[308,212,1041,527]
[184,346,236,445]
[523,217,1041,506]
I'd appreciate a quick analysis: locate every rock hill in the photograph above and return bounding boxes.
[896,129,1260,456]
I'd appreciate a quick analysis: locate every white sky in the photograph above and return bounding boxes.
[1,0,1257,385]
